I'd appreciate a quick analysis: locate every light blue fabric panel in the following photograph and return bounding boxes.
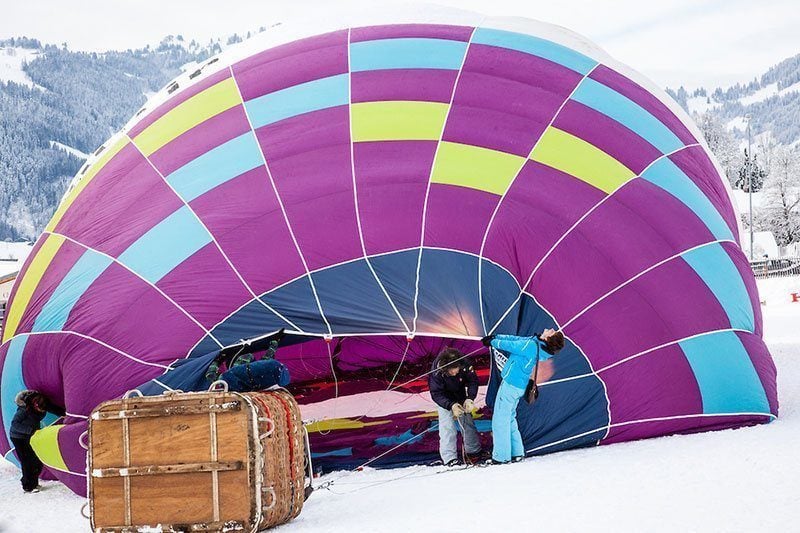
[472,28,597,75]
[1,335,28,457]
[118,206,211,284]
[350,38,467,71]
[32,251,112,332]
[167,133,263,202]
[682,244,755,332]
[642,158,734,241]
[679,331,769,414]
[571,78,684,153]
[245,74,349,128]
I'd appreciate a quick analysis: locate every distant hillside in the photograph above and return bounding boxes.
[668,53,800,146]
[0,35,225,240]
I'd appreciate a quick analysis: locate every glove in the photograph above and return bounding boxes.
[463,399,476,413]
[451,403,465,418]
[481,334,495,347]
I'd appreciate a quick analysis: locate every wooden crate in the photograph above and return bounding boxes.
[88,388,307,532]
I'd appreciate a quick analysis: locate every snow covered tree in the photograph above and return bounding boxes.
[698,112,741,186]
[735,149,767,192]
[759,146,800,246]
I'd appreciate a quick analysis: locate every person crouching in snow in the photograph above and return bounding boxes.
[482,329,565,464]
[428,348,483,466]
[9,390,65,493]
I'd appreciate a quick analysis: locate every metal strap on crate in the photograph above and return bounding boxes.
[92,461,244,478]
[91,401,241,420]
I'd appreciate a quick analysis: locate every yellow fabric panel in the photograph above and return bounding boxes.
[529,127,636,193]
[304,418,389,433]
[351,101,449,141]
[430,142,526,195]
[30,425,69,472]
[132,77,242,156]
[1,234,65,343]
[45,138,128,233]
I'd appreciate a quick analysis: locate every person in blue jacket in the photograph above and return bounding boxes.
[481,329,565,464]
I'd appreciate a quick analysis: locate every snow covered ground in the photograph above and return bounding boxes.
[0,47,44,89]
[1,278,798,532]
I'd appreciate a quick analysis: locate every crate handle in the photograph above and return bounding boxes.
[123,389,143,399]
[208,380,229,392]
[79,430,89,450]
[258,418,275,440]
[262,486,276,511]
[80,502,91,520]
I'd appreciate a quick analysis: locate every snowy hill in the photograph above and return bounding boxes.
[1,277,798,532]
[669,53,800,146]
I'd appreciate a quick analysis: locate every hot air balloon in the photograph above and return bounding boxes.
[0,11,777,495]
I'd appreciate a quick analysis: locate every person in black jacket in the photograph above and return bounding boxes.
[428,348,483,466]
[9,390,65,493]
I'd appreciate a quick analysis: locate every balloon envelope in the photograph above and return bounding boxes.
[0,11,777,494]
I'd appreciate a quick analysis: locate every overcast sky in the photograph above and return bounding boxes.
[2,0,798,89]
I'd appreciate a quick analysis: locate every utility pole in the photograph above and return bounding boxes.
[746,113,754,261]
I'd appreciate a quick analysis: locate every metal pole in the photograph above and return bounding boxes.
[747,115,753,260]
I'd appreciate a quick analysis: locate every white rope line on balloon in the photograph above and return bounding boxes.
[125,134,305,336]
[536,327,753,388]
[558,237,738,332]
[525,411,775,455]
[476,63,601,335]
[0,330,171,370]
[411,20,485,335]
[486,142,702,336]
[65,412,88,420]
[227,65,333,337]
[316,338,339,436]
[345,27,412,335]
[41,230,224,349]
[184,244,520,357]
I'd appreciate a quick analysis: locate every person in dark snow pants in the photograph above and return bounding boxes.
[9,390,65,493]
[428,348,483,466]
[482,329,565,464]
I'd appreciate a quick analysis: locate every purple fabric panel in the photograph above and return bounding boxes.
[55,143,183,258]
[553,100,661,174]
[483,160,606,284]
[189,166,306,293]
[128,69,231,138]
[156,242,252,329]
[564,258,731,369]
[350,24,473,42]
[63,263,205,362]
[669,145,740,241]
[603,413,772,444]
[443,45,582,157]
[56,421,89,495]
[600,343,702,424]
[12,239,84,338]
[149,105,251,176]
[232,30,348,101]
[20,335,65,407]
[722,242,763,336]
[353,141,434,255]
[351,69,457,103]
[256,106,363,270]
[424,184,498,254]
[530,179,717,322]
[735,332,778,416]
[589,65,697,146]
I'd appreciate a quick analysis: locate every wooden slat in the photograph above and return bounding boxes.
[91,401,241,420]
[92,461,244,478]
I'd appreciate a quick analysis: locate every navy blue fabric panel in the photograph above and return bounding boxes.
[415,249,482,336]
[138,350,219,395]
[260,275,327,334]
[369,249,419,327]
[480,258,521,336]
[204,299,291,347]
[313,258,407,334]
[190,336,223,359]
